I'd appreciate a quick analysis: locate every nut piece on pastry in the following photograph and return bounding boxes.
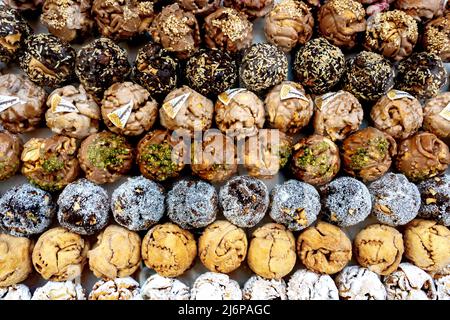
[0,5,31,64]
[423,92,450,140]
[335,266,387,300]
[32,227,89,282]
[0,128,22,181]
[264,0,314,52]
[89,277,140,300]
[88,225,141,280]
[395,0,445,23]
[423,12,450,63]
[176,0,220,16]
[0,234,33,287]
[223,0,274,19]
[417,175,450,226]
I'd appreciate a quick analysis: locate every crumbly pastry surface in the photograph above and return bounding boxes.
[242,275,287,300]
[140,274,190,300]
[287,269,339,300]
[423,92,450,140]
[335,266,387,300]
[32,281,86,300]
[0,128,22,181]
[0,284,31,300]
[417,175,450,226]
[0,234,33,287]
[435,275,450,300]
[89,277,141,300]
[190,272,242,300]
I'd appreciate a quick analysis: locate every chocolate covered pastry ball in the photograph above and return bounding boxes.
[291,135,340,186]
[264,0,314,52]
[167,179,218,229]
[149,4,200,59]
[4,0,42,11]
[396,52,447,101]
[79,132,133,184]
[21,135,79,191]
[364,10,418,62]
[101,82,158,136]
[41,0,94,43]
[204,7,253,53]
[57,179,109,235]
[423,13,450,63]
[287,269,339,300]
[313,91,363,142]
[0,184,55,237]
[32,281,86,300]
[423,92,450,140]
[0,74,46,133]
[343,51,395,102]
[395,0,444,23]
[176,0,219,16]
[396,132,450,181]
[185,48,237,97]
[369,173,421,226]
[0,5,31,64]
[111,176,165,231]
[0,234,32,287]
[223,0,274,19]
[0,129,22,181]
[243,276,287,300]
[318,0,366,49]
[89,277,140,300]
[417,175,450,226]
[335,266,387,300]
[342,127,397,182]
[191,272,242,300]
[45,84,100,139]
[370,90,423,140]
[320,177,372,227]
[270,179,321,231]
[75,38,131,100]
[293,38,346,95]
[140,274,190,300]
[219,176,269,228]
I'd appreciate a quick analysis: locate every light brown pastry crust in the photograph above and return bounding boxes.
[176,0,220,16]
[223,0,274,19]
[0,129,22,181]
[395,0,445,23]
[423,92,450,140]
[0,234,33,287]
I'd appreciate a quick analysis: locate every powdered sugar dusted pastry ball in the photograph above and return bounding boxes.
[177,0,220,16]
[270,179,321,231]
[0,128,22,181]
[0,234,32,287]
[89,277,140,300]
[0,284,31,300]
[384,263,437,300]
[141,274,190,300]
[335,266,387,300]
[191,272,242,300]
[32,281,86,300]
[435,275,450,300]
[417,175,450,226]
[287,269,339,300]
[223,0,274,19]
[395,0,445,23]
[111,176,165,231]
[219,176,269,228]
[423,92,450,140]
[243,275,287,300]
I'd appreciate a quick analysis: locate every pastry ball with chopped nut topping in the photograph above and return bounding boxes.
[423,12,450,63]
[0,5,31,64]
[417,175,450,226]
[0,128,22,181]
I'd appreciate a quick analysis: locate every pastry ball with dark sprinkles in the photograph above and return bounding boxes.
[293,37,346,95]
[417,175,450,226]
[19,34,75,88]
[0,5,31,64]
[167,179,218,229]
[240,43,288,93]
[423,12,450,63]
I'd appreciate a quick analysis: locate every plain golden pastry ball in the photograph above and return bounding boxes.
[0,233,33,287]
[88,225,141,279]
[198,220,247,274]
[296,221,352,275]
[247,223,296,279]
[403,219,450,272]
[141,223,197,277]
[32,227,89,281]
[354,224,404,275]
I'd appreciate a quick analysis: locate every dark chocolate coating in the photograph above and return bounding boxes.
[417,175,450,226]
[0,5,31,64]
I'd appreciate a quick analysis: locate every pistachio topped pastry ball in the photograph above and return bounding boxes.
[423,13,450,63]
[0,128,22,181]
[0,5,31,64]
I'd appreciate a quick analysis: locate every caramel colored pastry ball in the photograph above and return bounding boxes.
[4,0,42,11]
[176,0,219,16]
[160,86,213,135]
[21,135,79,192]
[0,73,47,133]
[417,175,450,226]
[32,227,89,281]
[313,91,363,142]
[223,0,274,19]
[0,5,31,64]
[335,266,387,300]
[293,38,346,95]
[88,225,141,280]
[404,219,450,272]
[354,224,404,276]
[215,89,265,140]
[291,135,340,186]
[0,128,22,181]
[395,132,450,182]
[395,0,444,23]
[198,220,247,273]
[423,13,450,63]
[364,10,418,62]
[150,4,200,59]
[32,281,86,300]
[89,277,140,300]
[137,129,186,182]
[342,127,397,182]
[79,132,134,184]
[297,221,352,275]
[101,82,158,136]
[264,0,314,52]
[247,223,296,279]
[204,7,253,53]
[264,81,313,135]
[423,92,450,140]
[318,0,366,49]
[45,84,100,139]
[0,234,32,287]
[41,0,94,43]
[141,223,197,277]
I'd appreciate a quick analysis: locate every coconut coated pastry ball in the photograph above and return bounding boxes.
[423,12,450,63]
[435,273,450,300]
[176,0,219,16]
[354,224,404,275]
[247,223,296,279]
[270,179,321,231]
[243,276,287,300]
[0,128,22,181]
[57,179,109,236]
[198,220,247,274]
[319,177,372,227]
[0,284,31,300]
[0,234,32,287]
[140,274,190,300]
[417,175,450,226]
[395,0,445,23]
[167,179,218,229]
[191,272,242,300]
[423,92,450,140]
[89,277,140,300]
[0,184,55,237]
[335,266,387,300]
[293,38,346,95]
[111,176,165,231]
[223,0,274,19]
[0,5,31,64]
[32,281,86,300]
[287,269,339,300]
[141,223,197,277]
[369,173,421,226]
[264,0,314,53]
